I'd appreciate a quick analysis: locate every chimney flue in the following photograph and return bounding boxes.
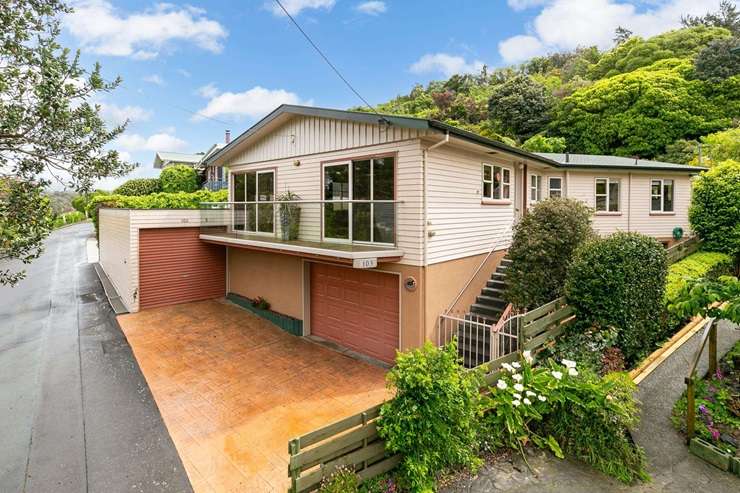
[225,129,231,144]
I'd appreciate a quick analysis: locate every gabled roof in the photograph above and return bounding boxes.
[203,104,702,174]
[153,151,204,169]
[536,153,706,173]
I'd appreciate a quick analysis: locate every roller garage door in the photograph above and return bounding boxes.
[139,227,226,310]
[310,263,399,364]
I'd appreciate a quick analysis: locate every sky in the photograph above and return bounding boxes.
[56,0,735,189]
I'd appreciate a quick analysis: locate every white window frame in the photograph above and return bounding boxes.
[481,163,512,201]
[530,174,542,203]
[548,176,562,198]
[650,178,674,213]
[595,177,620,212]
[232,169,275,235]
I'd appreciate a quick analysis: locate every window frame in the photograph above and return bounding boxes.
[594,177,620,213]
[650,178,675,214]
[481,163,512,202]
[530,174,542,204]
[230,168,276,235]
[321,155,396,246]
[548,176,562,199]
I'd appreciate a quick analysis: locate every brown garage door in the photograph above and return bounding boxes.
[310,263,399,364]
[139,227,226,310]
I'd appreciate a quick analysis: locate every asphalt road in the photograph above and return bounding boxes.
[0,222,192,493]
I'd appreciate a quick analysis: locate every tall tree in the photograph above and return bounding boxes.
[682,0,740,35]
[613,26,633,45]
[487,75,554,141]
[0,0,132,285]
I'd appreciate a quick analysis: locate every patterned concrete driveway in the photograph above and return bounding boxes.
[118,299,389,492]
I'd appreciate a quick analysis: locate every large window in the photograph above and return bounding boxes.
[651,179,674,212]
[482,164,511,201]
[530,174,542,203]
[323,156,395,244]
[595,178,620,212]
[232,169,274,233]
[548,177,562,198]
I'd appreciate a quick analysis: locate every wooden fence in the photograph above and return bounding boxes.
[667,236,701,264]
[287,298,575,492]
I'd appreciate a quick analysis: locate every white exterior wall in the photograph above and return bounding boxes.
[425,145,517,264]
[98,209,133,310]
[565,170,692,238]
[233,115,430,164]
[229,139,425,266]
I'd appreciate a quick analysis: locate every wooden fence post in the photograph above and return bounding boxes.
[708,321,717,378]
[289,438,300,493]
[685,377,695,444]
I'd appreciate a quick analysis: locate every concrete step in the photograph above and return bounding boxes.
[475,295,508,310]
[487,279,507,290]
[481,286,506,298]
[470,303,504,319]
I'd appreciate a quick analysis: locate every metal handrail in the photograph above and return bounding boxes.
[200,199,403,205]
[492,303,514,333]
[443,235,510,314]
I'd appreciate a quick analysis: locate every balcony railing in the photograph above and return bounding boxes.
[198,199,404,259]
[203,179,229,191]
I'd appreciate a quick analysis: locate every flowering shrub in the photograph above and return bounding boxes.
[318,466,359,493]
[378,341,482,492]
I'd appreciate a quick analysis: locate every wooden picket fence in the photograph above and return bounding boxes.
[287,298,575,492]
[667,236,701,264]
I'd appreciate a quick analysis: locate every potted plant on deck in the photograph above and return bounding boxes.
[277,190,301,241]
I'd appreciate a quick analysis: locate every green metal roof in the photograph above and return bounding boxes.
[203,104,702,174]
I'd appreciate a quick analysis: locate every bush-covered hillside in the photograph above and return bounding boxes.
[360,2,740,163]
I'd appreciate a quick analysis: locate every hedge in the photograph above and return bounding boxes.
[113,178,162,196]
[88,189,227,233]
[665,251,733,302]
[160,165,198,193]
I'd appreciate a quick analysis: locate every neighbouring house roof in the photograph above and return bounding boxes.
[535,153,706,173]
[153,151,204,169]
[203,104,704,174]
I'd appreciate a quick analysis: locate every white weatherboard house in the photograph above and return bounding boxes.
[99,105,702,366]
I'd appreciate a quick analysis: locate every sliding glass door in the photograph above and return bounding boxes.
[232,170,274,234]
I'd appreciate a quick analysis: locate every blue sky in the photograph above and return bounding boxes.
[57,0,730,188]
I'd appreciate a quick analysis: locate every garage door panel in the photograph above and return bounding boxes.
[139,228,226,310]
[310,263,399,364]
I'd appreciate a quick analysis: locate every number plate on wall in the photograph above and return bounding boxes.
[353,258,378,269]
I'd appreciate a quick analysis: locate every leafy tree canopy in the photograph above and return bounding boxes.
[694,36,740,82]
[1,0,131,285]
[488,75,555,141]
[521,134,567,153]
[682,0,740,35]
[699,127,740,165]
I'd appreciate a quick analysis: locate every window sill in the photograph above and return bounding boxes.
[649,211,676,216]
[482,199,512,206]
[594,211,622,216]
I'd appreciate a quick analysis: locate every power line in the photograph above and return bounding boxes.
[273,0,380,116]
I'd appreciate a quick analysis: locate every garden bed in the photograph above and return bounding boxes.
[672,339,740,469]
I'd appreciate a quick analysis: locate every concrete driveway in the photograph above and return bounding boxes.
[118,300,390,492]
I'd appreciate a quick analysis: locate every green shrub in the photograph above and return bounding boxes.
[565,232,668,365]
[521,134,567,153]
[52,210,86,229]
[88,189,227,234]
[540,371,650,483]
[318,466,359,493]
[665,251,733,302]
[160,164,198,193]
[689,160,740,262]
[72,190,109,214]
[113,178,161,196]
[378,341,482,491]
[505,198,594,309]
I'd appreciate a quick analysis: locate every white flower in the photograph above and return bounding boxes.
[562,359,577,368]
[512,400,521,407]
[525,390,536,397]
[511,362,521,369]
[538,395,547,402]
[513,393,522,399]
[568,368,578,377]
[552,371,563,380]
[523,398,532,405]
[496,379,508,390]
[523,350,533,363]
[512,373,523,382]
[502,363,513,372]
[514,383,524,392]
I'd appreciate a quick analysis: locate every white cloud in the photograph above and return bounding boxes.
[99,103,152,126]
[409,53,485,77]
[507,0,549,10]
[194,86,310,121]
[197,83,220,99]
[65,1,228,59]
[269,0,335,16]
[356,1,387,15]
[115,131,187,152]
[499,0,730,63]
[498,35,546,63]
[142,74,165,86]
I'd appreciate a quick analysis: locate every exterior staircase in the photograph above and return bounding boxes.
[455,257,514,367]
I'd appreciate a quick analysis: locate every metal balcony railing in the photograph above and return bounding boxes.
[199,199,403,247]
[203,179,229,191]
